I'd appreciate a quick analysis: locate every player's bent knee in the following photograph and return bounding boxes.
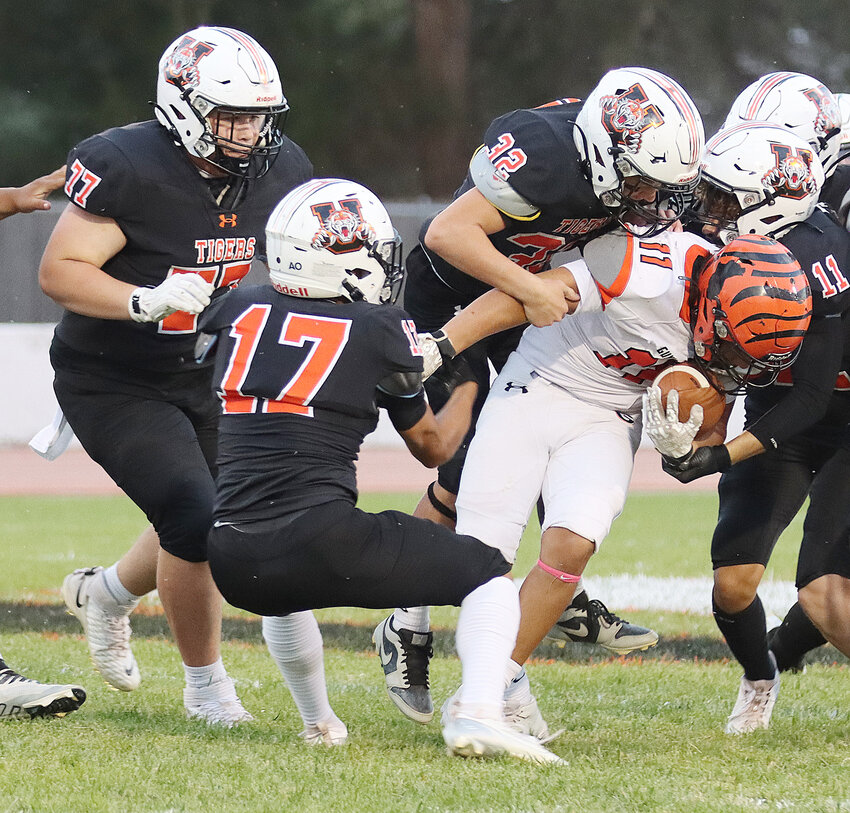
[712,565,761,613]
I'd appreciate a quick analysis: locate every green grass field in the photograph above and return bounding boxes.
[2,492,849,813]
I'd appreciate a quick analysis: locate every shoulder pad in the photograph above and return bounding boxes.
[581,230,633,289]
[468,146,539,219]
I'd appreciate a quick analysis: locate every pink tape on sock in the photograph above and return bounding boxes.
[536,559,581,583]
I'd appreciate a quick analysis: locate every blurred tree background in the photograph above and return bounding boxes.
[2,0,850,199]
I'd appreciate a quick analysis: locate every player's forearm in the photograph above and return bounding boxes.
[401,381,478,467]
[441,288,528,354]
[39,259,137,319]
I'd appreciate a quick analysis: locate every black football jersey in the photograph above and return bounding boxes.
[199,284,425,523]
[820,163,850,228]
[420,101,614,299]
[746,206,850,444]
[55,120,313,372]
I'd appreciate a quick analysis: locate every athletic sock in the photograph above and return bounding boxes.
[91,564,142,615]
[393,606,430,634]
[455,576,520,722]
[769,601,827,672]
[503,662,532,705]
[712,594,775,681]
[262,612,334,728]
[183,657,229,690]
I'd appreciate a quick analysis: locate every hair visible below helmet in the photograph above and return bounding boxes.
[723,71,843,177]
[266,179,403,305]
[154,26,288,179]
[691,235,812,391]
[695,122,824,244]
[573,66,705,235]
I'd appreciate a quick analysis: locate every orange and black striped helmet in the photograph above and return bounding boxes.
[691,234,811,390]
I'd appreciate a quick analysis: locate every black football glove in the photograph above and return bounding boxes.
[661,444,731,483]
[426,349,479,402]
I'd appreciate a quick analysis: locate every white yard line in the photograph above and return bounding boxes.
[518,574,797,617]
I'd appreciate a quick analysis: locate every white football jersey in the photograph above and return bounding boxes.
[516,229,715,414]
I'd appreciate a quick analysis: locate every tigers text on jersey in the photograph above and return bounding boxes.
[198,285,425,524]
[516,230,714,414]
[56,119,313,372]
[420,101,614,300]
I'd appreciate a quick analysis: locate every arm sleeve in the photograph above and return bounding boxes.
[376,388,428,432]
[747,313,844,449]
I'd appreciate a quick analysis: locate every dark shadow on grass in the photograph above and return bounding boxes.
[4,601,847,667]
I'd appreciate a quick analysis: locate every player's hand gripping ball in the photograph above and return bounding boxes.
[651,363,725,441]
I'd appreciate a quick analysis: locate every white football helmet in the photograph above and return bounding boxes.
[723,72,843,177]
[154,26,288,179]
[693,122,824,244]
[574,67,705,234]
[266,179,403,305]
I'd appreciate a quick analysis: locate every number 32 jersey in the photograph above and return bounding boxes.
[199,284,425,523]
[516,229,714,414]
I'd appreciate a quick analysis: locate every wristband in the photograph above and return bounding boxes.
[432,329,457,360]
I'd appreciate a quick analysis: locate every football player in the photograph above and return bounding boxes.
[40,27,312,725]
[724,77,850,682]
[375,66,705,724]
[651,120,850,733]
[0,168,87,720]
[199,178,562,763]
[417,228,808,740]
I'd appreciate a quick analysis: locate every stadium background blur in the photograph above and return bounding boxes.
[2,0,847,442]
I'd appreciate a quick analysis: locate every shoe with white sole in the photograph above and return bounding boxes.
[725,662,780,734]
[373,615,434,723]
[443,716,564,764]
[546,593,659,655]
[442,686,560,744]
[185,677,254,727]
[299,715,348,746]
[0,664,86,719]
[62,567,141,692]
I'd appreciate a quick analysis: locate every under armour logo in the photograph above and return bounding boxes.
[219,213,238,228]
[504,381,528,393]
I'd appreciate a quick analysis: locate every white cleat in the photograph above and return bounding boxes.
[62,567,140,692]
[184,677,254,728]
[299,715,348,746]
[443,716,564,764]
[504,695,558,743]
[0,666,86,719]
[725,668,780,734]
[443,688,562,745]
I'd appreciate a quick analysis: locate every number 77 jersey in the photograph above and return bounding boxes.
[515,229,715,414]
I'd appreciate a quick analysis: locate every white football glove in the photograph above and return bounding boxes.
[643,386,704,459]
[417,329,456,381]
[129,273,215,323]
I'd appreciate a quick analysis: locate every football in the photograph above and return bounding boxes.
[651,363,726,441]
